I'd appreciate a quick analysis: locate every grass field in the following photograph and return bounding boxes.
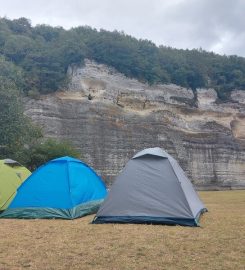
[0,191,244,270]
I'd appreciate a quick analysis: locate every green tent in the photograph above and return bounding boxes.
[0,159,31,211]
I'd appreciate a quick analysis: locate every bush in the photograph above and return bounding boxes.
[22,139,80,171]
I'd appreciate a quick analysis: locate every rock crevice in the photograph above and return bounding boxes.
[24,60,245,189]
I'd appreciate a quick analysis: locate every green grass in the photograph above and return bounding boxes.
[0,191,244,270]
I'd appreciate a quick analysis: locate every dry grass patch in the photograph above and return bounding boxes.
[0,191,244,270]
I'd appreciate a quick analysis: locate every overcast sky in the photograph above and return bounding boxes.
[1,0,244,57]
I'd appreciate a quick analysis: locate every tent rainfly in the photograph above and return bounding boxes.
[93,147,207,226]
[0,156,107,219]
[0,159,31,211]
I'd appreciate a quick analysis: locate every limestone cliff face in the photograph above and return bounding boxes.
[24,60,245,189]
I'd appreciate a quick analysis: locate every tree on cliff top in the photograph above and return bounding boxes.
[0,17,245,100]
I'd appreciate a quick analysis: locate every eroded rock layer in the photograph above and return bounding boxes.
[24,60,245,189]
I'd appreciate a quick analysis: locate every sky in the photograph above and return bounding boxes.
[0,0,245,57]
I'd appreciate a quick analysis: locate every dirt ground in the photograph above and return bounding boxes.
[0,191,244,270]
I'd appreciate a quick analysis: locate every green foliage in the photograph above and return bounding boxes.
[23,139,80,171]
[0,57,41,159]
[0,55,24,88]
[0,17,245,100]
[0,34,80,168]
[0,63,79,168]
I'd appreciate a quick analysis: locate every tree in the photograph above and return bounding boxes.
[0,17,245,100]
[0,78,40,158]
[5,17,32,34]
[3,35,35,63]
[0,57,41,159]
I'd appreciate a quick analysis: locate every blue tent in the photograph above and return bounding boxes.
[0,156,107,219]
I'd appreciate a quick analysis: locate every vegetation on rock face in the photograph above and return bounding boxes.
[0,17,245,100]
[0,56,41,159]
[0,17,245,167]
[0,55,80,169]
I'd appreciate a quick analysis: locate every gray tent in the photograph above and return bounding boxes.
[93,147,207,226]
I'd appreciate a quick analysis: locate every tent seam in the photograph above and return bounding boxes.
[66,160,74,208]
[167,159,194,218]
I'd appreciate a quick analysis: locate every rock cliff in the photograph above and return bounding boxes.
[24,60,245,189]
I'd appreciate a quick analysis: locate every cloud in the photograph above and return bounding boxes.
[1,0,244,56]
